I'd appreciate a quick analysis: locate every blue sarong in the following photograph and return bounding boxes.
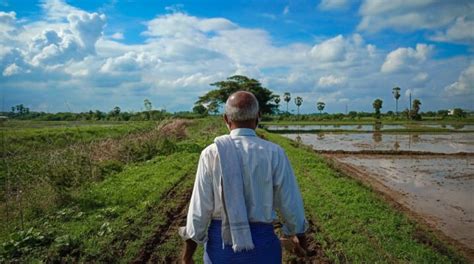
[204,220,282,264]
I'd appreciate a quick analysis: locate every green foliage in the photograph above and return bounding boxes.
[410,99,422,120]
[452,108,467,118]
[196,75,277,115]
[1,227,53,260]
[98,160,124,177]
[372,99,383,119]
[192,104,208,116]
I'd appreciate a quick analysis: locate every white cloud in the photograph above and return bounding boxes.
[41,0,84,21]
[318,0,349,10]
[357,0,474,43]
[445,64,474,96]
[431,16,474,45]
[318,75,347,87]
[2,63,20,76]
[110,32,124,40]
[100,51,161,72]
[310,35,346,62]
[413,72,429,83]
[381,44,433,73]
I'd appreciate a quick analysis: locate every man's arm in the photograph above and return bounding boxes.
[178,150,214,261]
[181,239,197,264]
[273,148,309,247]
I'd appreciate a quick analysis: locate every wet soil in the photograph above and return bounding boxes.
[324,153,474,261]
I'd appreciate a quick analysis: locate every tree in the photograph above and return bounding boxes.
[410,99,422,120]
[372,99,383,119]
[273,95,281,113]
[192,104,208,115]
[317,101,325,114]
[392,87,401,115]
[144,99,153,120]
[144,99,152,111]
[207,101,220,115]
[452,108,467,118]
[294,96,303,115]
[113,106,121,116]
[283,92,291,113]
[196,75,277,115]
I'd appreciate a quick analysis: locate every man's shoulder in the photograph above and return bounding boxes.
[201,143,218,158]
[255,136,285,152]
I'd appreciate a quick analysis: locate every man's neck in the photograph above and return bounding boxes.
[229,121,257,130]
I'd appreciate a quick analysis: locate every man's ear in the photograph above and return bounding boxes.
[223,114,229,124]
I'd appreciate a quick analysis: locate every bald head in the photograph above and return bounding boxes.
[225,91,259,122]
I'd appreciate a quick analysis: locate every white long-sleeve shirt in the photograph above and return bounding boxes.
[179,128,308,244]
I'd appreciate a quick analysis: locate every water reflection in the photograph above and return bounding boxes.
[393,135,400,151]
[372,132,382,143]
[317,132,325,140]
[282,133,474,153]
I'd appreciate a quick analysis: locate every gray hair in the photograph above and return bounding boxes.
[225,91,259,122]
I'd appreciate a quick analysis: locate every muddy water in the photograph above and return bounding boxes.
[331,155,474,250]
[283,133,474,153]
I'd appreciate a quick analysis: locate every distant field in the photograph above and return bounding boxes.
[0,118,470,263]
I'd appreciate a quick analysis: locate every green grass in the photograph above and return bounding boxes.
[1,121,156,154]
[262,131,467,263]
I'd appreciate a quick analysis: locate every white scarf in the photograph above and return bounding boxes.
[214,135,255,252]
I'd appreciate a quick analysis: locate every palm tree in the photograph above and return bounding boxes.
[294,96,303,115]
[411,99,422,120]
[392,87,401,115]
[144,99,152,120]
[317,101,325,114]
[273,95,281,113]
[372,99,383,119]
[283,92,291,113]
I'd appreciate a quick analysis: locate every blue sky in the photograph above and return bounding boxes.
[1,0,473,113]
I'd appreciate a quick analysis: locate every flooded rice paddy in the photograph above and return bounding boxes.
[277,125,474,252]
[284,133,474,153]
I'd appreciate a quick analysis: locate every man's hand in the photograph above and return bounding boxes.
[181,239,197,264]
[280,234,310,258]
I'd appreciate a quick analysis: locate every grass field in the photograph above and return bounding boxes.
[0,118,469,263]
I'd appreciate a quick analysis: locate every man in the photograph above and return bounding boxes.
[179,91,308,263]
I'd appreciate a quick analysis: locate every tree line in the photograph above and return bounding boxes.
[3,75,470,121]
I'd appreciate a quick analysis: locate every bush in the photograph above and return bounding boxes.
[98,160,124,177]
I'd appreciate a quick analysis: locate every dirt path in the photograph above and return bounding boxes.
[131,176,193,264]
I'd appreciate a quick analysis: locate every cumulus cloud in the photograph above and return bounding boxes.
[444,64,474,96]
[431,16,474,45]
[381,44,433,73]
[110,32,124,40]
[318,75,347,87]
[318,0,349,10]
[310,35,346,62]
[100,51,161,72]
[357,0,474,46]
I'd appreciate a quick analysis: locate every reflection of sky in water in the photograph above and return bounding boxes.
[267,124,405,131]
[283,133,474,153]
[423,124,474,130]
[336,155,474,248]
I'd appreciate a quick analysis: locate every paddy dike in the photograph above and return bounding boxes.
[281,131,474,260]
